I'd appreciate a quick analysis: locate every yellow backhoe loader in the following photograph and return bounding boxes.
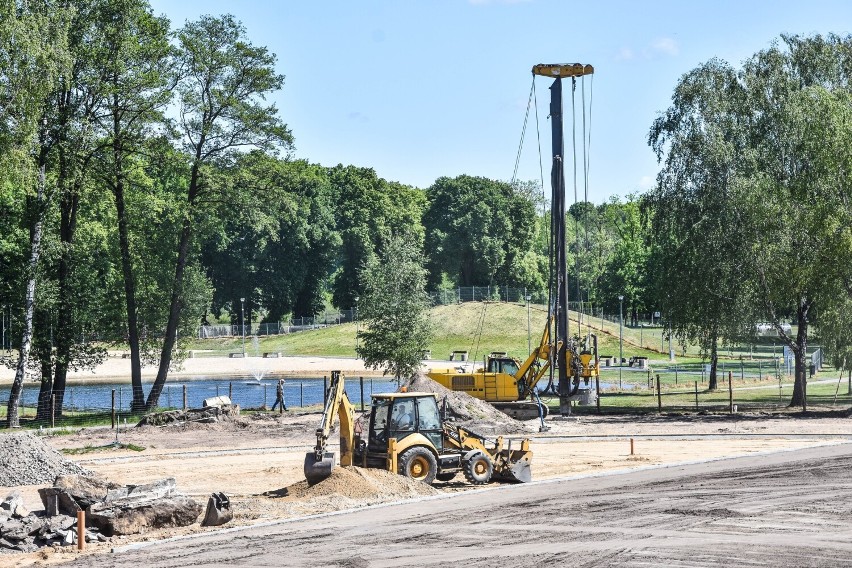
[304,371,533,486]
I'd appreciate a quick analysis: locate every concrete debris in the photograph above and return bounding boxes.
[2,475,204,553]
[88,494,202,536]
[136,404,241,427]
[0,432,91,486]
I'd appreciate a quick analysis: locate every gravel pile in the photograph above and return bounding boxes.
[0,432,90,487]
[403,373,530,434]
[285,466,438,500]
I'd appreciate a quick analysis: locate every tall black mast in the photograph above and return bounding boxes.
[532,63,594,415]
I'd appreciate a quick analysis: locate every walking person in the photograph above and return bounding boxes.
[271,378,287,413]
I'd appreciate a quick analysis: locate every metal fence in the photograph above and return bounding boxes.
[197,310,356,339]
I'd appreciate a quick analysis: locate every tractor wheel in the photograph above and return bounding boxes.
[435,471,457,482]
[398,447,438,484]
[462,451,493,485]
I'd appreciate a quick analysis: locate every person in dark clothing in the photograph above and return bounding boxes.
[272,378,287,412]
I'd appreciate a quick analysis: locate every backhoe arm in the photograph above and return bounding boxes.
[305,370,355,485]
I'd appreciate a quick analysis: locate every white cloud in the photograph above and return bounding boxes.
[650,37,679,57]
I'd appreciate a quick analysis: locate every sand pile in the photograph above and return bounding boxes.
[0,431,91,487]
[403,373,530,434]
[285,467,439,500]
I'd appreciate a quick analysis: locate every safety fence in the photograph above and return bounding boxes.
[540,361,851,414]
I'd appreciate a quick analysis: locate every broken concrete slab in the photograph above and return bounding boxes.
[87,495,202,536]
[38,487,81,517]
[53,474,123,509]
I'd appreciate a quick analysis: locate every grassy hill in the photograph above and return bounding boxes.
[186,302,666,361]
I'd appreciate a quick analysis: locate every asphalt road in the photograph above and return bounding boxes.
[68,443,852,567]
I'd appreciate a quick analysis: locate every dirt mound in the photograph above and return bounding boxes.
[403,373,530,434]
[0,431,91,487]
[285,466,438,500]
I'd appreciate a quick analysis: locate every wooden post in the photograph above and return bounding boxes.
[77,510,85,550]
[359,376,365,412]
[694,381,698,411]
[183,385,187,410]
[728,370,734,413]
[263,384,267,408]
[216,384,220,397]
[656,374,662,413]
[111,390,116,429]
[51,394,55,429]
[229,382,233,401]
[595,375,600,413]
[675,364,678,385]
[740,359,745,382]
[323,376,328,405]
[630,438,634,455]
[300,382,304,407]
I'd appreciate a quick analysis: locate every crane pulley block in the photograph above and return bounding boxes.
[532,63,594,78]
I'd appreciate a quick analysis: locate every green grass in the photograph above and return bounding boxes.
[185,302,667,362]
[61,442,145,455]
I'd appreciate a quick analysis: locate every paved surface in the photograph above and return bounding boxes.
[68,443,852,567]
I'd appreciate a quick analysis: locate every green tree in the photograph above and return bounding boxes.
[0,0,71,427]
[202,153,339,324]
[327,165,424,310]
[147,14,292,409]
[424,175,540,292]
[356,234,432,381]
[647,60,751,388]
[93,0,173,411]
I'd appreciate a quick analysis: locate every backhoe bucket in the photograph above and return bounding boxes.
[304,451,335,485]
[492,449,532,483]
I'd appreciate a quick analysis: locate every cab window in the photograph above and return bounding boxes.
[390,399,416,434]
[369,399,391,447]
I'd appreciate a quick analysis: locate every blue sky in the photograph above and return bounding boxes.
[151,0,851,204]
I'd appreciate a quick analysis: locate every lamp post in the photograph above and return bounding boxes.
[618,295,624,389]
[240,297,246,357]
[354,296,359,355]
[525,295,532,356]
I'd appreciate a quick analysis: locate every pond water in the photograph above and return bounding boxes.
[8,375,637,413]
[12,375,399,412]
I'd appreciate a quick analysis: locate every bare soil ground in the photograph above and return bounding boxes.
[2,410,849,567]
[63,442,852,568]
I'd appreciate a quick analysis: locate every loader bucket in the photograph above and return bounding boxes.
[304,451,335,485]
[492,449,533,483]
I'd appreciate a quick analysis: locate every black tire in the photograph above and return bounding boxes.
[398,446,438,484]
[435,471,457,482]
[462,451,493,485]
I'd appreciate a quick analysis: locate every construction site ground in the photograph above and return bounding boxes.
[5,410,852,567]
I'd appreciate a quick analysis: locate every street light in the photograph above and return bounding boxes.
[525,295,532,356]
[240,297,246,357]
[354,296,359,355]
[618,295,624,389]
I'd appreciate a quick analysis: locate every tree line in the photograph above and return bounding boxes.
[2,1,847,420]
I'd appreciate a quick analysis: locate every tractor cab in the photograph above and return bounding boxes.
[358,392,444,468]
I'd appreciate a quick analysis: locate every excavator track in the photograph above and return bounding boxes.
[491,402,548,421]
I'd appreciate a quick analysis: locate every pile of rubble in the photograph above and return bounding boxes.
[0,475,205,554]
[0,492,105,553]
[137,403,241,427]
[0,431,91,486]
